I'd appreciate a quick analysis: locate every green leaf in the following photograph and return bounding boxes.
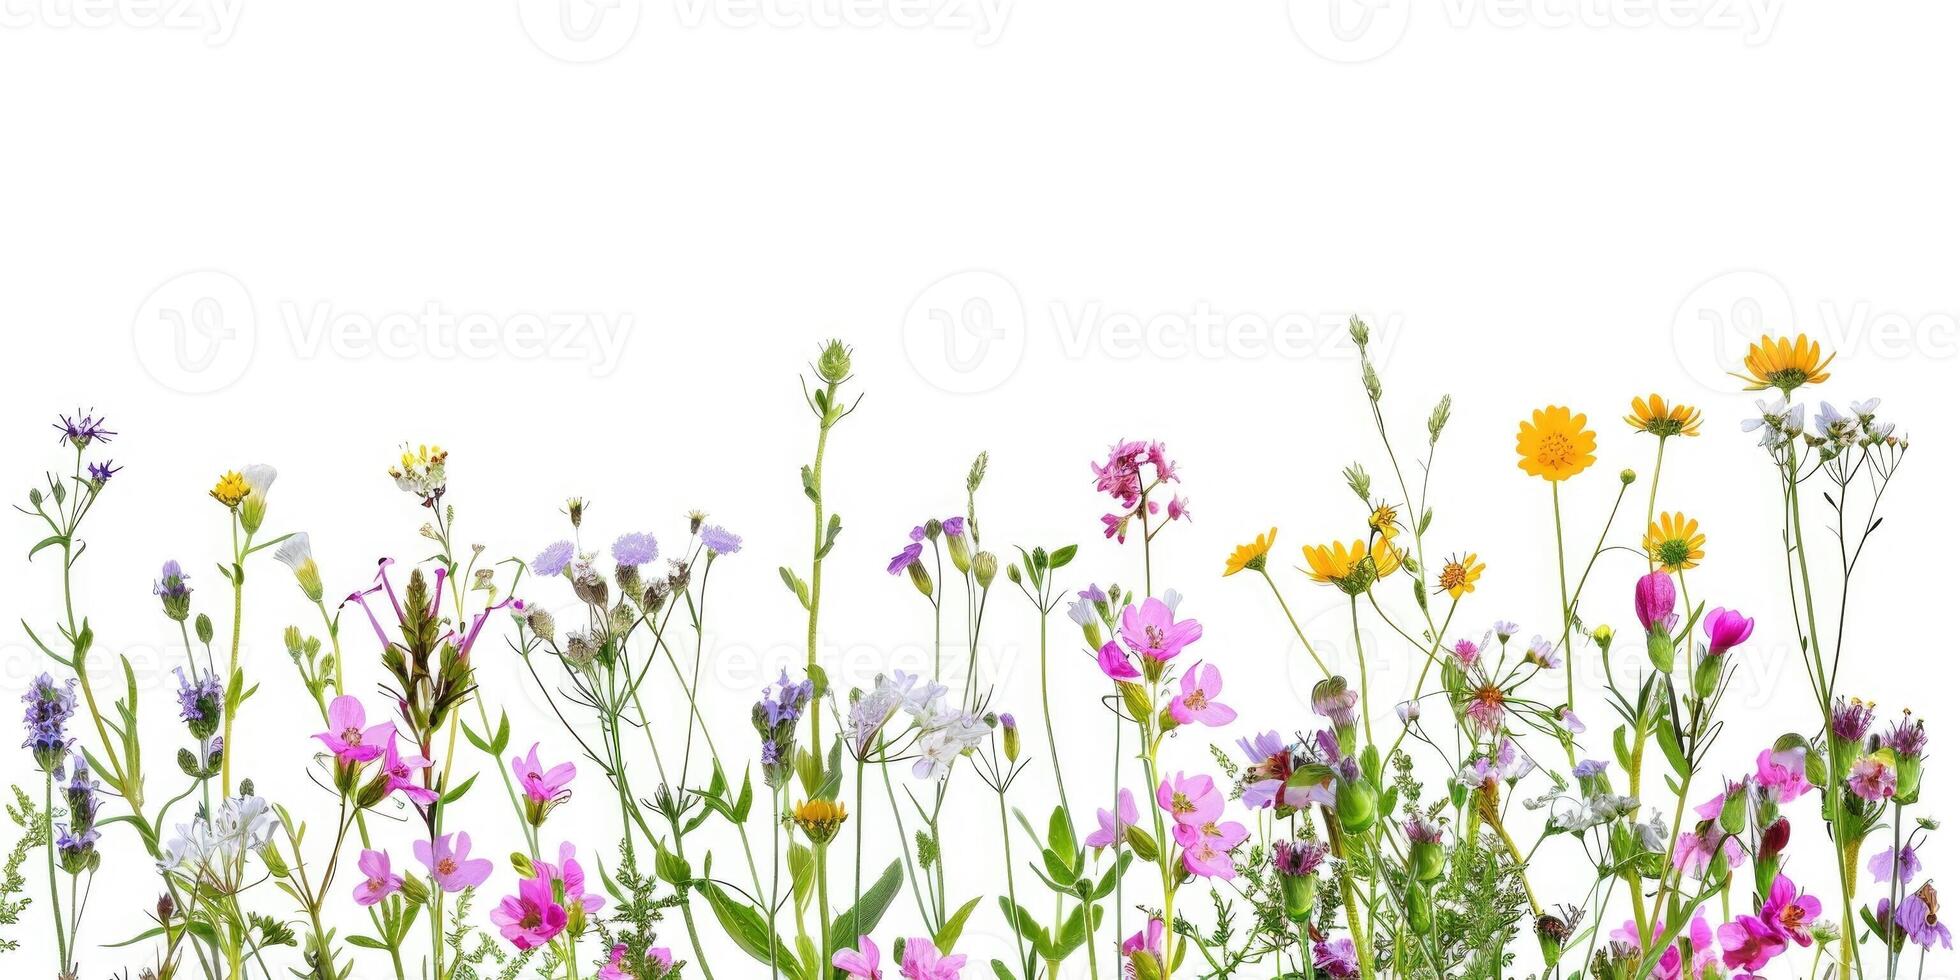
[27,534,67,560]
[699,882,802,980]
[344,935,388,950]
[828,859,903,956]
[654,838,692,887]
[460,720,491,754]
[789,843,815,910]
[440,773,478,806]
[492,710,510,754]
[934,895,983,952]
[1045,806,1075,871]
[1048,544,1077,569]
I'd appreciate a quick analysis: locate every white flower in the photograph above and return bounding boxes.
[912,730,962,781]
[241,464,278,498]
[1066,597,1097,628]
[273,532,313,571]
[1850,398,1881,417]
[1161,589,1184,616]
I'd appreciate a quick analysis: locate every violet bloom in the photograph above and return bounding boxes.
[1273,838,1328,876]
[1119,597,1202,662]
[833,936,883,980]
[54,410,115,448]
[887,542,924,576]
[940,516,965,538]
[1870,844,1921,885]
[353,849,403,906]
[1085,788,1138,849]
[1634,570,1676,633]
[1173,816,1248,879]
[611,532,659,567]
[1448,637,1482,668]
[1702,606,1755,656]
[531,540,575,577]
[897,937,966,980]
[700,525,742,556]
[1672,824,1744,878]
[415,832,493,892]
[22,673,78,771]
[1169,663,1236,727]
[1897,885,1954,949]
[1122,917,1166,974]
[315,695,393,765]
[1156,771,1223,828]
[490,874,568,950]
[1311,937,1361,979]
[1237,730,1330,810]
[381,732,437,805]
[1830,696,1877,742]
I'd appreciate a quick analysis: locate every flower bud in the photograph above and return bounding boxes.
[999,713,1020,762]
[972,551,998,588]
[816,339,853,384]
[238,464,276,534]
[907,560,934,598]
[1335,774,1379,835]
[400,873,431,907]
[1406,880,1434,935]
[196,613,215,645]
[526,606,556,643]
[1620,468,1637,486]
[1693,651,1721,700]
[1646,627,1676,675]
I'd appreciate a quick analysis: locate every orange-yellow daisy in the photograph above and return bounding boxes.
[1368,501,1400,540]
[210,470,251,508]
[1625,395,1702,439]
[1303,537,1403,595]
[1516,406,1597,482]
[1436,553,1485,599]
[1224,527,1278,576]
[1644,512,1706,572]
[1732,334,1835,393]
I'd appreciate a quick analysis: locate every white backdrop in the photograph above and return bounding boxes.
[2,2,1957,977]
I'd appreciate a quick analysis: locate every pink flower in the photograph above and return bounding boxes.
[1719,912,1789,974]
[414,831,493,893]
[490,873,568,950]
[1311,937,1361,979]
[1095,641,1142,681]
[1611,913,1716,980]
[597,945,630,980]
[1169,663,1236,727]
[1173,816,1248,879]
[315,695,393,764]
[1848,754,1897,802]
[1634,571,1677,634]
[1156,771,1223,828]
[1119,598,1202,663]
[1123,917,1165,971]
[512,743,576,824]
[1755,746,1812,803]
[1758,874,1822,947]
[1448,637,1482,668]
[898,937,966,979]
[1671,824,1744,878]
[833,936,884,979]
[1100,513,1128,543]
[645,947,675,977]
[1085,788,1138,849]
[532,841,605,917]
[353,849,403,906]
[381,732,437,806]
[1702,606,1755,656]
[1166,495,1191,522]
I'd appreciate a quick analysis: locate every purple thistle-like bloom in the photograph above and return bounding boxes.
[1885,714,1929,759]
[532,540,575,577]
[1272,838,1328,876]
[22,673,77,771]
[54,410,115,448]
[1312,937,1361,979]
[87,460,121,483]
[610,532,659,567]
[887,542,924,575]
[1830,697,1877,742]
[701,525,742,555]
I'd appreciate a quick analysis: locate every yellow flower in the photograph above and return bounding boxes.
[1368,502,1400,540]
[1515,406,1597,482]
[1624,394,1702,439]
[210,470,251,508]
[1303,537,1403,595]
[1435,553,1484,599]
[1223,527,1278,577]
[792,799,848,844]
[1732,334,1835,392]
[1645,512,1706,572]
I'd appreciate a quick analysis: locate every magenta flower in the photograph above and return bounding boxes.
[533,841,605,917]
[1085,788,1138,849]
[381,732,437,806]
[887,542,924,576]
[1156,771,1223,828]
[1172,816,1248,879]
[1169,663,1236,727]
[1100,513,1129,543]
[1848,754,1897,802]
[1123,917,1165,970]
[1755,745,1812,803]
[353,849,403,906]
[1612,913,1716,980]
[1095,641,1142,681]
[1870,844,1921,885]
[597,945,631,980]
[490,873,568,950]
[1119,597,1202,662]
[1757,873,1822,947]
[1634,571,1676,633]
[833,935,884,980]
[1311,937,1361,979]
[1702,606,1755,656]
[512,743,576,824]
[897,937,966,980]
[1719,912,1789,973]
[414,832,493,893]
[315,695,393,765]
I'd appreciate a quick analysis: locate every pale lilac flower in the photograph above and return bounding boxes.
[700,525,742,555]
[1085,788,1138,850]
[611,532,659,567]
[531,540,575,577]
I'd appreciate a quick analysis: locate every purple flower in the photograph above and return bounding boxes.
[1119,597,1202,662]
[1831,696,1877,742]
[87,460,121,483]
[941,516,965,538]
[1634,571,1676,633]
[1272,838,1328,876]
[1085,788,1138,849]
[1311,937,1361,979]
[314,695,393,765]
[531,540,575,577]
[1755,745,1812,803]
[173,666,223,740]
[757,669,814,727]
[1718,911,1788,973]
[381,732,437,806]
[700,525,742,555]
[1095,641,1141,680]
[354,849,404,906]
[415,832,494,892]
[54,410,115,448]
[1701,606,1755,656]
[512,743,576,823]
[611,532,659,567]
[1870,845,1921,885]
[1897,885,1954,949]
[1848,754,1897,801]
[887,542,924,575]
[1170,663,1236,727]
[1574,759,1609,779]
[22,673,77,771]
[1884,714,1929,759]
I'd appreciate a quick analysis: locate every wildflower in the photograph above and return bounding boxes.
[236,464,276,531]
[1870,844,1921,885]
[1165,495,1192,522]
[1831,696,1877,744]
[209,469,251,508]
[1525,635,1559,670]
[1302,537,1402,594]
[897,937,966,980]
[387,443,448,504]
[1172,814,1248,879]
[1435,552,1483,598]
[1311,936,1361,979]
[1635,570,1678,671]
[833,936,884,980]
[611,531,659,568]
[1672,823,1744,879]
[415,831,492,892]
[1625,394,1702,438]
[1614,914,1717,979]
[1273,839,1327,920]
[1395,700,1420,724]
[1122,918,1166,979]
[1312,676,1360,735]
[273,533,324,602]
[173,666,223,740]
[1514,406,1597,482]
[23,673,78,772]
[700,524,742,556]
[1084,788,1139,850]
[86,459,121,485]
[1223,526,1277,576]
[1848,753,1898,802]
[1464,675,1507,734]
[1368,501,1400,540]
[940,516,972,572]
[1896,883,1953,949]
[512,743,576,825]
[1493,620,1519,643]
[1885,711,1928,800]
[1448,637,1484,669]
[1558,708,1585,734]
[793,799,848,845]
[1733,333,1835,392]
[1644,512,1706,572]
[1118,596,1202,666]
[54,409,116,448]
[380,732,437,806]
[490,873,568,950]
[1170,663,1236,728]
[1239,731,1330,810]
[315,695,393,765]
[354,849,404,906]
[531,540,575,577]
[1758,874,1822,947]
[1156,771,1223,828]
[1718,911,1789,974]
[1702,606,1754,657]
